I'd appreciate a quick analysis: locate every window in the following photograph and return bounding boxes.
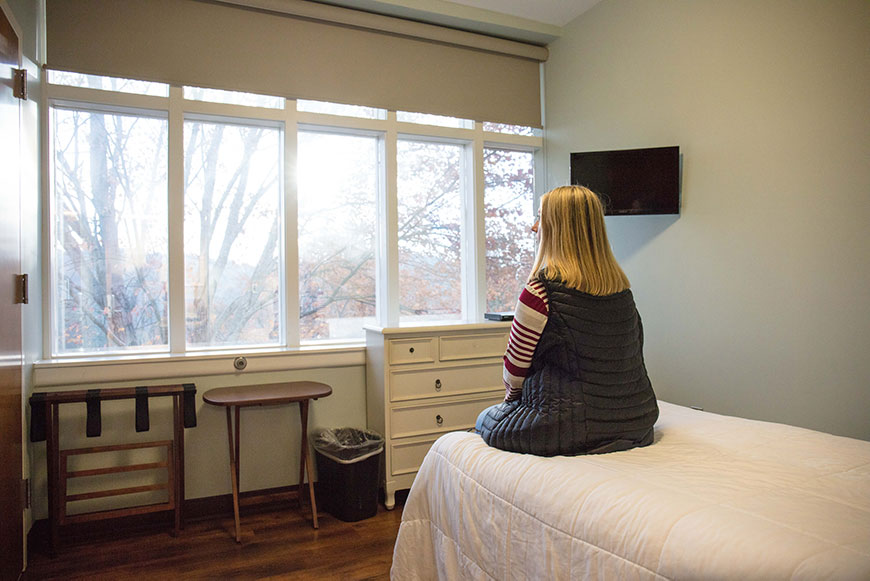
[184,119,283,348]
[184,87,284,109]
[484,148,536,313]
[297,130,378,340]
[397,139,466,323]
[48,70,168,96]
[46,73,542,361]
[482,122,540,137]
[51,106,169,354]
[397,111,473,129]
[298,100,386,120]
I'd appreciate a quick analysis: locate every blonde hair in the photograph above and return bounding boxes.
[530,185,630,295]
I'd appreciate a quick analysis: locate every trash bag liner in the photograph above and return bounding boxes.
[312,427,384,463]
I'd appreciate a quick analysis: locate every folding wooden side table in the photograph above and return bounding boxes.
[202,381,333,543]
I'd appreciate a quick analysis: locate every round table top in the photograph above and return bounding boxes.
[202,381,333,407]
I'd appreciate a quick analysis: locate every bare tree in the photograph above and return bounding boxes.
[184,121,281,345]
[54,113,534,351]
[54,107,168,351]
[483,147,536,312]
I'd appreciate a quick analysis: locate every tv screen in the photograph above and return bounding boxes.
[570,146,680,215]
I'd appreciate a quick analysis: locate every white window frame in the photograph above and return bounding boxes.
[180,111,288,352]
[36,74,543,385]
[47,96,172,358]
[481,141,542,313]
[296,123,384,343]
[395,131,474,326]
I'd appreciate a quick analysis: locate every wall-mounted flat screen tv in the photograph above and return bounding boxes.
[570,146,680,215]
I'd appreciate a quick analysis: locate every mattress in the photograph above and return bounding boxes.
[392,401,870,580]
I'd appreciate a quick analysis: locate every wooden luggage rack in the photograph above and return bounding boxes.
[29,384,197,554]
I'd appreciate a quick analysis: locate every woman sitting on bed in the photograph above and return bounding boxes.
[475,185,659,456]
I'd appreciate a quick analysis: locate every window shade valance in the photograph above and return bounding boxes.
[45,0,546,127]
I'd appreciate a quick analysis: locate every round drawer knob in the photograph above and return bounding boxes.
[409,347,415,353]
[435,414,443,426]
[434,379,442,391]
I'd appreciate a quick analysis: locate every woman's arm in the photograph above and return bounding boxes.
[503,279,548,401]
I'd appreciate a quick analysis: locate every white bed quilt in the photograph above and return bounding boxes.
[392,402,870,580]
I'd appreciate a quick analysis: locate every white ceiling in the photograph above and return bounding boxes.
[311,0,603,44]
[446,0,603,27]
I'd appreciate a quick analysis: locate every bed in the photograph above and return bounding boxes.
[391,401,870,580]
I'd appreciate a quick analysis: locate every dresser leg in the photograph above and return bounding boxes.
[385,489,395,510]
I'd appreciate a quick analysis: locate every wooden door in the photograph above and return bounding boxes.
[0,5,23,580]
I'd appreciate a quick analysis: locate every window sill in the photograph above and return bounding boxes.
[33,343,366,387]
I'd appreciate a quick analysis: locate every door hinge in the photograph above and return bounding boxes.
[22,478,31,509]
[15,274,28,304]
[13,68,27,100]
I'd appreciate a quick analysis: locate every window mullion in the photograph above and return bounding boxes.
[284,100,301,347]
[43,79,55,358]
[534,147,545,205]
[380,112,400,327]
[168,86,185,354]
[467,127,486,322]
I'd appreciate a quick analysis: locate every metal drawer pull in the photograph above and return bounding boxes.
[409,347,415,353]
[434,379,442,391]
[436,414,443,425]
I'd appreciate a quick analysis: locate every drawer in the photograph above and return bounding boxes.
[389,337,436,365]
[440,332,508,361]
[390,394,503,439]
[390,363,503,402]
[390,435,440,476]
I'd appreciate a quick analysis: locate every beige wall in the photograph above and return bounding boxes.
[544,0,870,440]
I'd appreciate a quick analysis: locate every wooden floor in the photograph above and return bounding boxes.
[23,494,405,580]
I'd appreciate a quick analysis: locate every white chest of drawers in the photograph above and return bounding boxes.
[365,323,510,509]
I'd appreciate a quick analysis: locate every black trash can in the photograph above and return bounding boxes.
[312,427,384,522]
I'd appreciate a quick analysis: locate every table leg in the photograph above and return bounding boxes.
[297,438,305,510]
[172,395,182,536]
[299,400,318,529]
[46,402,59,556]
[225,407,241,543]
[234,406,241,493]
[177,395,186,531]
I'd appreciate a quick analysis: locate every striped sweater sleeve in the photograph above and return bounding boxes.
[503,279,549,401]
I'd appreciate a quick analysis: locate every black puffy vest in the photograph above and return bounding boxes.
[477,279,659,456]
